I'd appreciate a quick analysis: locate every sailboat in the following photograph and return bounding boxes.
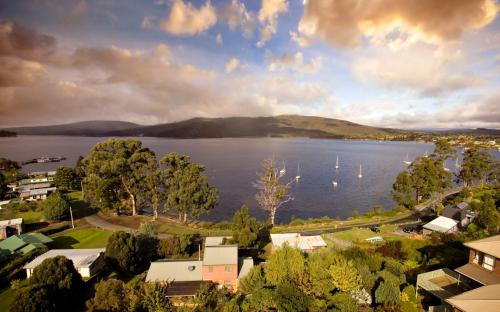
[279,161,286,177]
[335,155,339,170]
[357,165,363,179]
[403,154,411,165]
[332,180,338,187]
[455,158,460,168]
[423,151,428,158]
[295,163,301,181]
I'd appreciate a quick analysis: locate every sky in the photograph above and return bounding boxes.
[0,0,499,129]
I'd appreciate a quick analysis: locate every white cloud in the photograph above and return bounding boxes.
[222,0,256,38]
[256,0,288,47]
[216,33,223,45]
[268,52,322,74]
[160,0,217,36]
[225,57,241,73]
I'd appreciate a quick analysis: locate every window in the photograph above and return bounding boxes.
[483,254,495,271]
[473,251,482,264]
[208,266,213,273]
[225,265,232,272]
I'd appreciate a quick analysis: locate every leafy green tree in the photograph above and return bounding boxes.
[458,147,495,187]
[433,139,455,163]
[157,235,191,258]
[0,172,8,200]
[232,205,261,248]
[53,166,79,190]
[86,279,130,312]
[144,160,165,220]
[375,281,401,305]
[328,293,359,312]
[105,231,158,273]
[245,287,275,311]
[9,285,52,312]
[161,152,219,222]
[265,244,306,287]
[83,139,157,215]
[138,222,157,237]
[472,195,499,233]
[273,283,310,312]
[239,264,266,294]
[142,282,175,312]
[42,191,70,222]
[328,256,363,292]
[392,171,415,209]
[194,282,230,312]
[0,158,23,183]
[408,157,451,203]
[254,159,293,225]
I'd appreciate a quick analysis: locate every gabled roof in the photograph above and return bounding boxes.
[205,236,232,247]
[0,235,26,252]
[463,234,500,258]
[446,284,500,312]
[442,206,468,221]
[423,216,458,233]
[270,233,327,251]
[20,233,53,245]
[455,263,500,286]
[24,248,105,269]
[0,233,52,257]
[146,260,203,282]
[203,245,238,265]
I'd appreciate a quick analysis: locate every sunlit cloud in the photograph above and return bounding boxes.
[257,0,289,47]
[160,0,217,36]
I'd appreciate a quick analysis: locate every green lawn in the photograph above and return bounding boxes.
[330,224,406,243]
[17,210,44,223]
[51,228,112,249]
[0,287,15,311]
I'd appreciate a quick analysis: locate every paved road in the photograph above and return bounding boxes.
[84,214,171,239]
[413,186,464,212]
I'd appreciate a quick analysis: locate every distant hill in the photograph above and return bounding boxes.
[5,121,141,136]
[438,128,500,136]
[0,130,16,137]
[2,116,406,139]
[108,115,404,139]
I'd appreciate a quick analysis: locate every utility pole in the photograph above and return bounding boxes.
[69,206,75,229]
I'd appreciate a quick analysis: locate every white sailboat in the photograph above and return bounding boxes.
[279,161,286,177]
[295,163,301,181]
[332,180,338,187]
[403,154,411,165]
[423,151,428,158]
[335,155,339,170]
[357,165,363,179]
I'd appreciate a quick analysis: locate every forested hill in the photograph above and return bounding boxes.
[5,121,140,136]
[109,115,404,139]
[3,116,406,139]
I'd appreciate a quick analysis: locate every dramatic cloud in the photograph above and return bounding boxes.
[257,0,289,47]
[221,0,256,38]
[297,0,498,48]
[351,44,483,97]
[160,0,217,36]
[0,57,45,87]
[268,52,322,74]
[0,21,56,61]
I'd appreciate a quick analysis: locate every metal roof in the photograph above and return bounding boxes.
[423,216,458,233]
[0,235,26,252]
[21,187,57,196]
[463,234,500,259]
[203,245,238,265]
[455,263,500,286]
[446,284,500,312]
[270,233,327,251]
[204,236,232,247]
[20,233,53,245]
[237,257,254,279]
[145,260,203,283]
[23,248,105,269]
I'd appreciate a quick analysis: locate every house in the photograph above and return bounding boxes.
[0,233,53,259]
[423,216,459,235]
[145,237,253,296]
[270,233,327,252]
[416,235,500,311]
[24,248,106,278]
[445,284,500,312]
[454,234,500,286]
[441,202,475,228]
[19,187,57,201]
[0,218,23,239]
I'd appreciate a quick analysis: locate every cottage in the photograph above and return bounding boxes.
[270,233,327,253]
[0,218,23,239]
[423,216,459,235]
[19,187,57,201]
[24,248,106,278]
[441,202,475,228]
[145,237,253,296]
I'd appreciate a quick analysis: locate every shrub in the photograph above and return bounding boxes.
[86,279,130,312]
[328,293,359,312]
[375,281,401,305]
[9,285,53,312]
[36,223,71,236]
[42,191,70,222]
[376,241,408,260]
[106,231,159,273]
[239,265,266,294]
[274,283,310,312]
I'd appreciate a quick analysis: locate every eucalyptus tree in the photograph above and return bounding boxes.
[392,171,415,209]
[433,139,456,164]
[458,147,495,187]
[83,139,157,216]
[408,156,451,203]
[161,152,219,222]
[254,159,293,225]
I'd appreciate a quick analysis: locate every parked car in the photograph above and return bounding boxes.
[370,226,380,233]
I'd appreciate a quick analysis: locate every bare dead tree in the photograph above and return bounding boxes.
[254,159,294,225]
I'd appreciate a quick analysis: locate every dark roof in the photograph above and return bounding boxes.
[442,205,467,221]
[165,281,207,297]
[455,263,500,286]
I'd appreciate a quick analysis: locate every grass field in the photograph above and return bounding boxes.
[17,210,44,223]
[0,288,15,311]
[51,228,112,248]
[330,224,409,243]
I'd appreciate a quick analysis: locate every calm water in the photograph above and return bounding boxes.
[0,135,474,223]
